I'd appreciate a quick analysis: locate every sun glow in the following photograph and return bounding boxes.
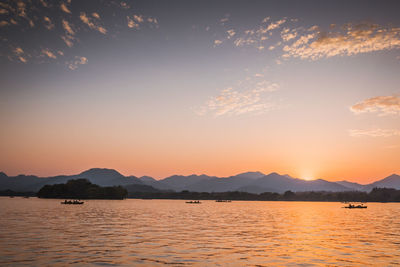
[301,173,315,181]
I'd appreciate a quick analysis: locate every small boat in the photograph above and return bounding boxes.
[343,203,367,209]
[216,200,231,202]
[61,200,84,205]
[186,200,201,204]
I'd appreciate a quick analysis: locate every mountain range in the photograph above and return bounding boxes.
[0,168,399,194]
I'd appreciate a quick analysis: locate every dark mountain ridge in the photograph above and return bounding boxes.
[0,168,399,194]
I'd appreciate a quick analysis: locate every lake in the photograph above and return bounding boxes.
[1,197,400,266]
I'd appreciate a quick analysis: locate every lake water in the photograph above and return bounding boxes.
[1,197,400,266]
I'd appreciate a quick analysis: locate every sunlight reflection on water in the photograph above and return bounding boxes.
[1,198,400,266]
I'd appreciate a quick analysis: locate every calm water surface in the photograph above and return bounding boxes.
[1,197,400,266]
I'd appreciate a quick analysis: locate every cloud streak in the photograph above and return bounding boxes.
[350,95,400,116]
[214,17,287,50]
[67,56,88,70]
[42,49,57,59]
[80,12,107,34]
[197,76,280,117]
[1,0,160,69]
[126,14,159,29]
[349,129,400,137]
[60,2,71,14]
[282,23,400,60]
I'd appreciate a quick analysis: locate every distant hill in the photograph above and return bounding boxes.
[234,171,266,179]
[0,168,143,192]
[0,168,399,194]
[37,179,128,199]
[367,174,400,191]
[336,181,366,191]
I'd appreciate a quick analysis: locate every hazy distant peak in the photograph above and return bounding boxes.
[266,172,282,177]
[376,174,400,183]
[140,176,157,182]
[80,168,123,177]
[235,171,265,179]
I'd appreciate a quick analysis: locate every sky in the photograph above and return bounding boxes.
[0,0,399,183]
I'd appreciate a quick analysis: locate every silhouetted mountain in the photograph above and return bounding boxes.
[0,168,142,192]
[0,169,399,194]
[234,171,265,179]
[139,176,157,183]
[0,173,43,191]
[367,174,400,190]
[156,174,215,191]
[76,168,142,186]
[244,173,350,193]
[38,179,128,199]
[336,181,367,191]
[125,183,162,193]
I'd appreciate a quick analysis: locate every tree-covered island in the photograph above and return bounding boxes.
[37,179,128,199]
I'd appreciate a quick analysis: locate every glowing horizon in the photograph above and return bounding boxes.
[1,0,399,184]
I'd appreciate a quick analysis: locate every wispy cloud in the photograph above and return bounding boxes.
[214,40,222,46]
[60,2,71,14]
[12,47,28,63]
[214,17,286,50]
[42,49,57,59]
[196,75,280,117]
[67,56,88,70]
[43,16,54,30]
[61,19,75,47]
[2,0,159,69]
[220,14,230,25]
[120,2,130,9]
[127,14,158,29]
[227,29,235,39]
[281,28,297,42]
[80,12,107,34]
[349,129,400,137]
[62,19,74,35]
[282,23,400,60]
[127,16,139,29]
[350,95,400,116]
[0,21,9,27]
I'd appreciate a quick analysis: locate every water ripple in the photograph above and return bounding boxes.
[1,198,400,266]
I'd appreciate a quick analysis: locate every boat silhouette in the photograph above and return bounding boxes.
[61,200,84,205]
[343,203,367,209]
[186,200,201,204]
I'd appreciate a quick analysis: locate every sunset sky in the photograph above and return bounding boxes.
[1,0,399,183]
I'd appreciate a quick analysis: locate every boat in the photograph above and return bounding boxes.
[216,200,231,202]
[343,203,367,209]
[186,200,201,204]
[61,200,84,205]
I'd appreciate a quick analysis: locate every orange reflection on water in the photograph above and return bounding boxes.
[0,198,399,266]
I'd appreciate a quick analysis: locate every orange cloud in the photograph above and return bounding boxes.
[349,129,400,137]
[60,2,71,14]
[43,16,54,30]
[67,56,88,70]
[350,95,400,116]
[283,23,400,60]
[42,49,57,59]
[80,12,107,34]
[197,76,280,117]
